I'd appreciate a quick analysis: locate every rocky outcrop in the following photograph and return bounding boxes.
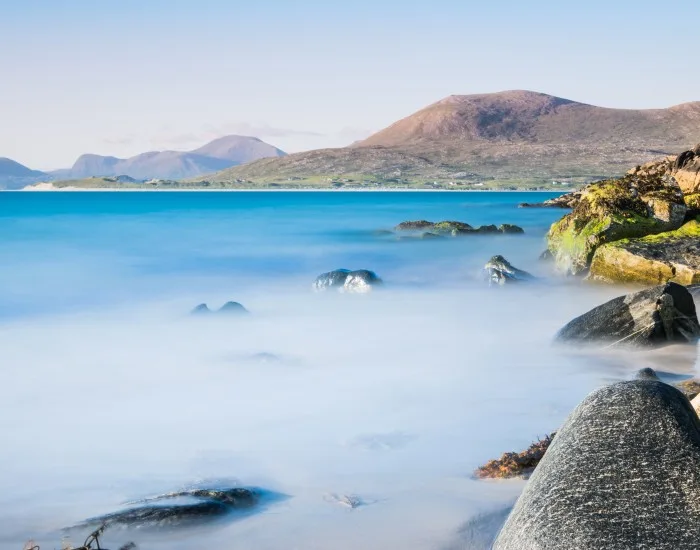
[630,144,700,195]
[519,191,581,209]
[313,269,382,293]
[589,218,700,285]
[547,171,687,275]
[483,255,535,285]
[493,380,700,549]
[394,220,524,236]
[191,302,249,315]
[555,282,700,348]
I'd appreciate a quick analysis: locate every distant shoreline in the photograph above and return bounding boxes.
[9,187,566,193]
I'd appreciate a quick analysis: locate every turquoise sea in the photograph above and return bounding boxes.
[0,191,685,549]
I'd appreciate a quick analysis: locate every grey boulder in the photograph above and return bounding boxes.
[555,282,700,348]
[313,269,382,293]
[483,255,535,285]
[494,380,700,549]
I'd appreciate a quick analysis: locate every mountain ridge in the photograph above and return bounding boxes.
[202,90,700,186]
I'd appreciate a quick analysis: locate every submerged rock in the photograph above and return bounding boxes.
[313,269,382,293]
[498,223,525,234]
[493,380,700,549]
[394,220,434,230]
[589,218,700,285]
[475,434,555,480]
[483,255,535,285]
[73,487,262,531]
[547,171,686,275]
[191,302,249,316]
[555,282,700,348]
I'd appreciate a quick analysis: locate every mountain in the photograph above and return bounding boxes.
[63,135,286,181]
[202,91,700,186]
[0,158,48,189]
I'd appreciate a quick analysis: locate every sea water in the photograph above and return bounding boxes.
[0,191,694,549]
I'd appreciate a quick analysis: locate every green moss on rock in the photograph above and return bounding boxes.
[589,219,700,285]
[547,173,687,274]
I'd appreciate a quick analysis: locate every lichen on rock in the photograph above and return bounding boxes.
[589,218,700,285]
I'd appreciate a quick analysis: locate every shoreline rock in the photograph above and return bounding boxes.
[555,282,700,348]
[191,302,249,316]
[493,380,700,549]
[518,192,581,209]
[589,218,700,285]
[475,434,555,479]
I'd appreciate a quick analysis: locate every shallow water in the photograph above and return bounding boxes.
[0,191,695,549]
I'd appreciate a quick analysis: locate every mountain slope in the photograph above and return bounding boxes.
[0,158,48,189]
[203,91,700,185]
[63,135,286,180]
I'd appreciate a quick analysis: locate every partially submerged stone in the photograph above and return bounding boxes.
[475,434,555,480]
[73,487,262,531]
[589,218,700,285]
[519,192,581,209]
[191,302,249,316]
[393,220,524,236]
[313,269,382,293]
[493,380,700,549]
[483,255,535,285]
[555,282,700,348]
[547,172,686,274]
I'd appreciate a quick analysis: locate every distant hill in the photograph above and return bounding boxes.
[61,135,286,180]
[0,158,48,189]
[202,91,700,186]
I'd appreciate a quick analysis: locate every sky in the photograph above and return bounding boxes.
[2,0,700,170]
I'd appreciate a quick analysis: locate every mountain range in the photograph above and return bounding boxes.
[0,136,286,189]
[201,90,700,186]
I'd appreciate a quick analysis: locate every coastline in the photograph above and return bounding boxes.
[8,186,567,193]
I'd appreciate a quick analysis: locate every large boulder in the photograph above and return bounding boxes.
[493,380,700,549]
[589,218,700,285]
[555,282,700,348]
[483,255,535,285]
[547,172,686,275]
[313,269,382,293]
[631,144,700,195]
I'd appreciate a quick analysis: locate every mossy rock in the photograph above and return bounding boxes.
[547,174,686,274]
[589,218,700,285]
[432,220,474,234]
[685,193,700,216]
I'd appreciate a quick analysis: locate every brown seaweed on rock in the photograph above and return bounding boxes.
[475,433,555,479]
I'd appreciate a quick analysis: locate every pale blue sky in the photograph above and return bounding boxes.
[2,0,699,169]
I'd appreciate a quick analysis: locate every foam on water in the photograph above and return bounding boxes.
[0,192,695,549]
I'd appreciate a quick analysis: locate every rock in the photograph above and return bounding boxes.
[420,231,444,239]
[191,302,249,316]
[73,487,262,531]
[685,193,700,217]
[547,172,686,274]
[588,218,700,285]
[313,269,382,293]
[190,303,211,315]
[218,301,249,315]
[343,269,382,293]
[692,393,700,416]
[555,282,700,348]
[675,379,700,400]
[432,220,474,234]
[518,191,582,209]
[632,144,700,195]
[313,269,352,290]
[394,220,434,230]
[483,255,535,285]
[498,224,525,234]
[474,433,555,479]
[393,220,522,236]
[635,367,661,380]
[493,380,700,549]
[539,249,554,261]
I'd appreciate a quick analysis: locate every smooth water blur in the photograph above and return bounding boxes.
[0,191,694,550]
